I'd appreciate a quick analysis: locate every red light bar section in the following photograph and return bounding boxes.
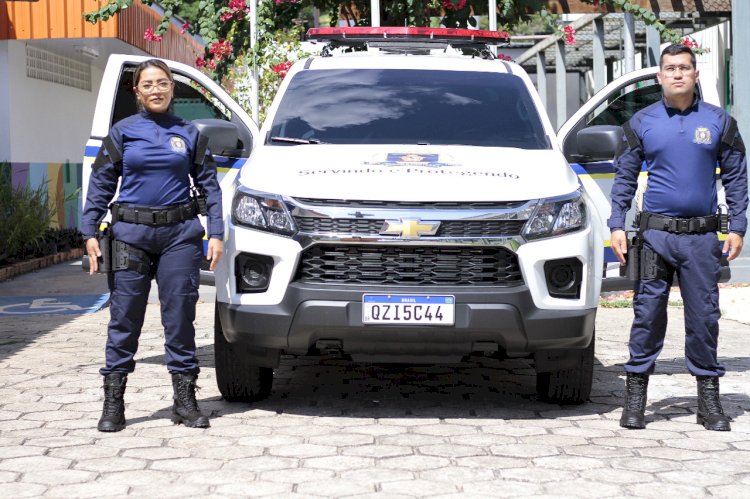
[307,27,510,44]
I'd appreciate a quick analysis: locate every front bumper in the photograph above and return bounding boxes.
[217,282,596,365]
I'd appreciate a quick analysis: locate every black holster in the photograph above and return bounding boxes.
[620,234,641,281]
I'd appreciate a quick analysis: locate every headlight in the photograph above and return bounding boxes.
[232,188,296,236]
[523,190,587,240]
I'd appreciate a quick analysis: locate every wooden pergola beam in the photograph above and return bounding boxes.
[544,0,731,14]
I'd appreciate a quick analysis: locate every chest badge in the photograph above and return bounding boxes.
[693,127,712,145]
[169,136,187,153]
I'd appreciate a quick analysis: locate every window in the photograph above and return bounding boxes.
[112,67,231,126]
[269,69,550,149]
[585,78,661,127]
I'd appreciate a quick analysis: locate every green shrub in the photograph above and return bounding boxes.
[0,162,54,264]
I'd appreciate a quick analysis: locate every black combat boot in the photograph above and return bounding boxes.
[171,373,210,428]
[97,373,127,432]
[696,376,731,431]
[620,373,649,429]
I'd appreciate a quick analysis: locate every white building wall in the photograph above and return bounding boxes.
[5,40,104,164]
[0,42,11,162]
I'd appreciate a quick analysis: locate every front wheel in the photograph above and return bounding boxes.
[535,331,595,405]
[214,302,273,402]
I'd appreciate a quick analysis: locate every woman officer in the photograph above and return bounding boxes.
[82,59,223,432]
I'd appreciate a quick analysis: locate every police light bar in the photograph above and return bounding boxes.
[307,27,510,45]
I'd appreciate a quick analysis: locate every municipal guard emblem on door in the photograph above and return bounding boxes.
[170,136,187,153]
[694,127,712,145]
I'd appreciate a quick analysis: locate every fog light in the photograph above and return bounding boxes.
[544,258,582,299]
[235,253,274,293]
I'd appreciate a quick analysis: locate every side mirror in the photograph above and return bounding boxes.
[574,125,624,163]
[192,119,247,157]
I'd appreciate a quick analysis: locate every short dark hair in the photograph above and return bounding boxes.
[133,59,173,87]
[660,44,696,69]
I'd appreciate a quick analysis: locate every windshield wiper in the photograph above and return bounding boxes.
[270,136,327,145]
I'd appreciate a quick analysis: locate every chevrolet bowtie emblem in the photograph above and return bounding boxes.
[380,219,440,238]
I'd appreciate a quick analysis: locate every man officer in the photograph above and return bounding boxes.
[609,44,748,431]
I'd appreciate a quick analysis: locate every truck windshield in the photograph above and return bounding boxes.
[269,69,550,149]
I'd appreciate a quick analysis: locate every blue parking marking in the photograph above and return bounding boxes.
[0,294,110,316]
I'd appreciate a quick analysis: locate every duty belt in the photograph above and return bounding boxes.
[111,201,197,226]
[640,212,719,234]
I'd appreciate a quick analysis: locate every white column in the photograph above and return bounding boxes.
[371,0,380,27]
[249,0,259,123]
[556,40,567,130]
[0,41,10,161]
[733,0,750,147]
[623,13,636,74]
[593,18,606,92]
[536,51,547,110]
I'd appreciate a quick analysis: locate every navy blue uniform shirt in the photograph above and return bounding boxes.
[82,110,223,239]
[608,97,748,235]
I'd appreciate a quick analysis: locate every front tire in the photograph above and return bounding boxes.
[214,302,273,402]
[535,331,595,405]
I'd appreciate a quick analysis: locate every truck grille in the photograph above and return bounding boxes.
[296,245,523,286]
[295,218,526,237]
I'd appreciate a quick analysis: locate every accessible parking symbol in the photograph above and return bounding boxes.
[0,295,109,316]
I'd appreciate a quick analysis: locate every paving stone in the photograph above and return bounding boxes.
[498,467,577,483]
[21,469,97,485]
[411,424,478,437]
[98,469,180,485]
[377,434,446,446]
[302,455,374,471]
[463,479,543,497]
[95,435,163,449]
[661,438,731,451]
[380,478,459,496]
[46,481,133,498]
[379,455,451,471]
[708,484,750,497]
[448,433,516,447]
[490,443,560,458]
[260,467,335,483]
[542,480,623,497]
[658,470,727,486]
[417,444,485,458]
[627,482,710,497]
[342,445,413,458]
[636,446,710,461]
[0,482,47,498]
[0,471,19,483]
[128,483,212,497]
[149,457,223,472]
[268,443,337,459]
[237,434,304,447]
[74,456,147,472]
[532,455,606,471]
[222,456,299,471]
[0,445,46,459]
[481,425,547,437]
[308,433,374,447]
[121,446,193,460]
[213,481,293,497]
[611,456,684,473]
[296,479,374,496]
[47,445,120,460]
[0,455,71,472]
[419,465,495,483]
[23,436,93,448]
[564,444,636,458]
[340,468,415,484]
[519,434,589,446]
[343,424,407,437]
[167,435,234,449]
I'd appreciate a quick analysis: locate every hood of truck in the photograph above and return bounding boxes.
[238,144,579,201]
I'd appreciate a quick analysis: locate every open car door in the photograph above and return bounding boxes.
[557,66,726,290]
[82,55,259,284]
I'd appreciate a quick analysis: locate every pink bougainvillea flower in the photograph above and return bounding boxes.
[442,0,467,11]
[497,53,513,61]
[195,56,206,68]
[144,27,162,42]
[271,61,293,78]
[180,21,190,35]
[563,24,576,45]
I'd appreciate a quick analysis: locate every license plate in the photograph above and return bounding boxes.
[362,294,455,325]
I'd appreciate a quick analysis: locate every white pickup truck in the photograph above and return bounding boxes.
[83,27,725,405]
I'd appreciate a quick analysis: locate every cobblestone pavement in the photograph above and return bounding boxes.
[1,302,750,498]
